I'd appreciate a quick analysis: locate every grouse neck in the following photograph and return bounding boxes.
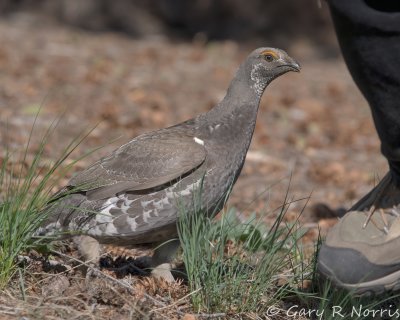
[191,66,268,156]
[203,61,268,126]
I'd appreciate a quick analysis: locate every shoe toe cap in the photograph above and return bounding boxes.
[318,244,400,285]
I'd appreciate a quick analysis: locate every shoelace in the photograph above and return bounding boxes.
[362,204,400,235]
[361,174,400,235]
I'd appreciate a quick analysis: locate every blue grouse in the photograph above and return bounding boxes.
[38,47,300,281]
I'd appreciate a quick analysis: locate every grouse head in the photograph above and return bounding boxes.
[243,47,300,97]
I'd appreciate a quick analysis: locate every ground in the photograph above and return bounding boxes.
[0,13,389,319]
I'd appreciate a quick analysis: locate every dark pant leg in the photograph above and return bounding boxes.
[328,0,400,185]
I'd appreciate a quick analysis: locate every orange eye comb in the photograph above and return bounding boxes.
[260,50,279,59]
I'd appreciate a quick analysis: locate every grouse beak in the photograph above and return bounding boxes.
[287,58,301,72]
[278,58,301,73]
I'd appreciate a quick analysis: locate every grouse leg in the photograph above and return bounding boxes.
[150,238,180,282]
[74,235,101,281]
[75,235,101,263]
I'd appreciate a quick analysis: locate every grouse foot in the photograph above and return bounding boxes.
[75,236,180,283]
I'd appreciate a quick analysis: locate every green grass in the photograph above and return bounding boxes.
[177,183,313,315]
[304,276,400,320]
[0,115,92,288]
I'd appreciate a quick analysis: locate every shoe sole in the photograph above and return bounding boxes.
[319,260,400,297]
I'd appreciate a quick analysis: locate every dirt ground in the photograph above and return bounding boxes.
[0,12,389,319]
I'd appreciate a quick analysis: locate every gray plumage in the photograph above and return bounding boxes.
[38,47,300,251]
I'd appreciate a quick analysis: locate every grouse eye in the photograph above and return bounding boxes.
[264,54,274,62]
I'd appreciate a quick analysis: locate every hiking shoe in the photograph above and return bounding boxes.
[317,172,400,296]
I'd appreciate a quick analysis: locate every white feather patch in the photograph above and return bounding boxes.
[193,137,204,145]
[250,62,267,97]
